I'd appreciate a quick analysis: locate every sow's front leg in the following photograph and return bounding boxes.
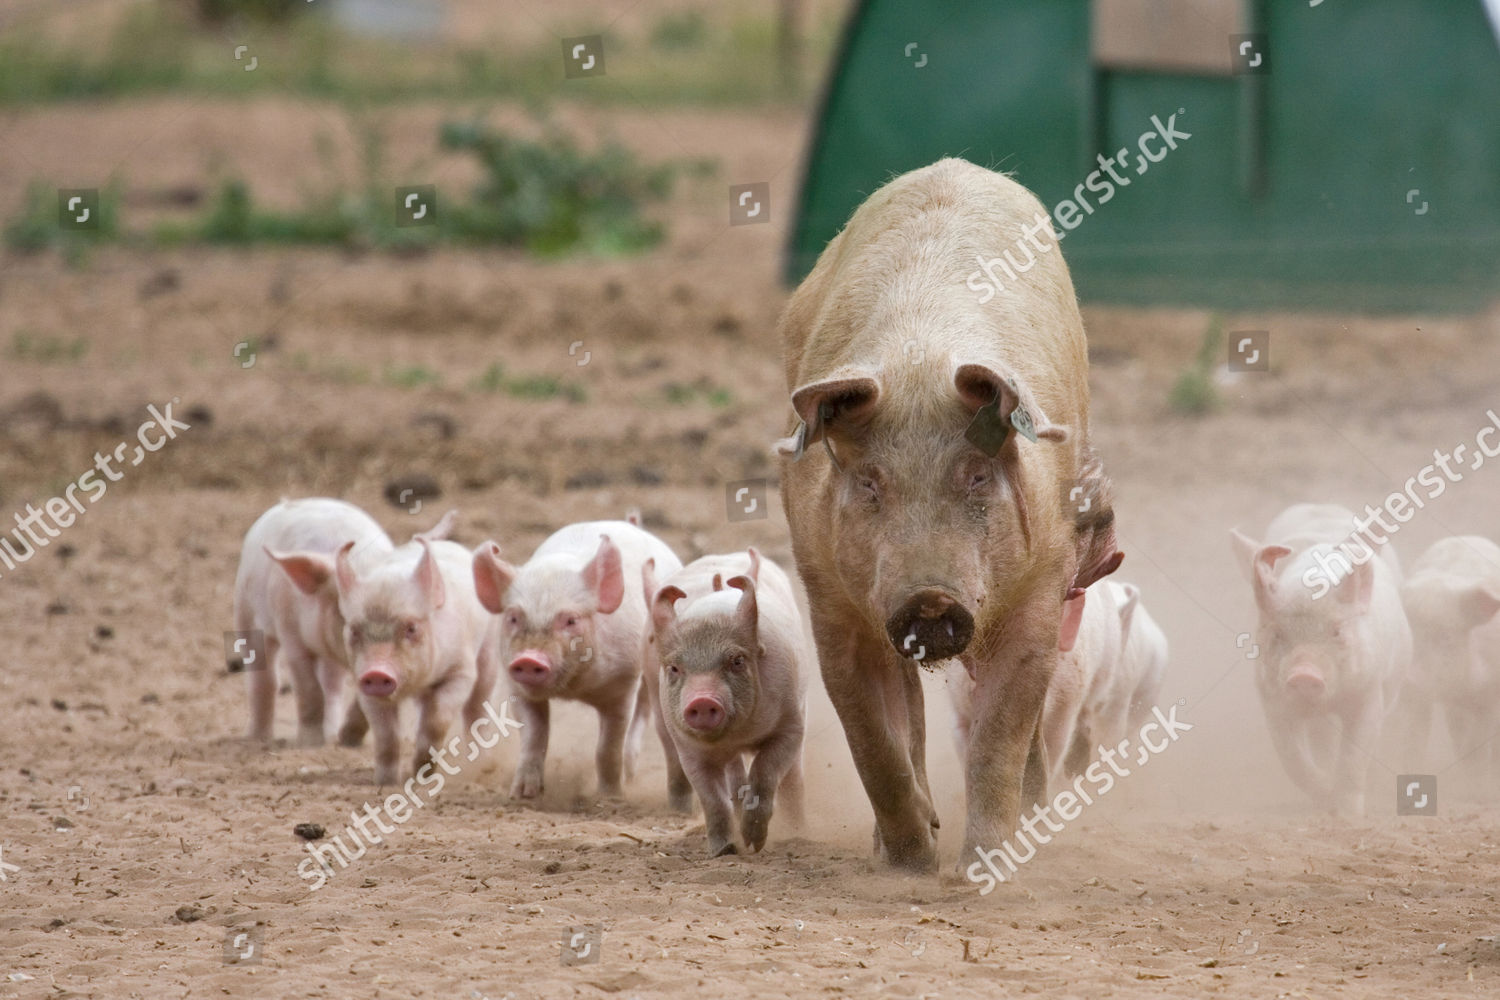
[814,612,938,872]
[963,642,1056,866]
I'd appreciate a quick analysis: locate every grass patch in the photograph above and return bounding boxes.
[1168,317,1224,416]
[0,1,842,107]
[4,181,121,254]
[662,380,733,407]
[439,118,703,256]
[8,115,701,257]
[383,364,443,390]
[8,331,89,363]
[468,363,586,403]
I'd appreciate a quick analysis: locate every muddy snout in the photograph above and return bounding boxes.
[885,589,974,662]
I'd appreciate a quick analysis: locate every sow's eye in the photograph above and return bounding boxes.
[402,621,422,642]
[726,653,748,673]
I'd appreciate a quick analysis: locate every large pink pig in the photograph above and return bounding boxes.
[334,536,502,785]
[777,159,1123,870]
[1230,503,1410,815]
[646,550,809,855]
[471,521,681,799]
[1400,536,1500,779]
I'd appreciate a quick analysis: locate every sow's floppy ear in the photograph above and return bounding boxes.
[953,362,1070,446]
[773,370,882,456]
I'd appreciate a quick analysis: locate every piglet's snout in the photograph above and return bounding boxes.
[1284,660,1327,698]
[683,696,726,731]
[886,589,974,662]
[508,650,553,687]
[358,667,398,698]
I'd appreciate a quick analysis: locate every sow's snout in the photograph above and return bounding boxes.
[885,589,974,662]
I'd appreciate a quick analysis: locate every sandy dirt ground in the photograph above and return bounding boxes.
[3,90,1500,1000]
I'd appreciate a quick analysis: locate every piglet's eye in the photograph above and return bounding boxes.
[728,654,747,673]
[404,622,421,640]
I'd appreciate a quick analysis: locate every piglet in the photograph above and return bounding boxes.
[335,536,501,785]
[472,520,682,799]
[235,498,392,745]
[650,550,809,856]
[1079,580,1169,759]
[1230,503,1410,815]
[946,579,1121,788]
[1400,536,1500,778]
[639,552,763,813]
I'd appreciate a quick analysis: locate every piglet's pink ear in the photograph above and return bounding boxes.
[726,575,759,647]
[1461,584,1500,629]
[334,540,359,597]
[266,547,334,596]
[1058,590,1087,653]
[652,585,686,635]
[471,541,515,614]
[413,537,446,611]
[583,535,625,615]
[640,558,659,607]
[1252,545,1292,615]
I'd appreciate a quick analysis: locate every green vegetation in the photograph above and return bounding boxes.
[383,364,443,390]
[6,116,700,256]
[1168,317,1224,416]
[4,182,120,254]
[662,380,733,407]
[0,2,840,107]
[468,363,587,403]
[439,119,700,256]
[8,331,90,363]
